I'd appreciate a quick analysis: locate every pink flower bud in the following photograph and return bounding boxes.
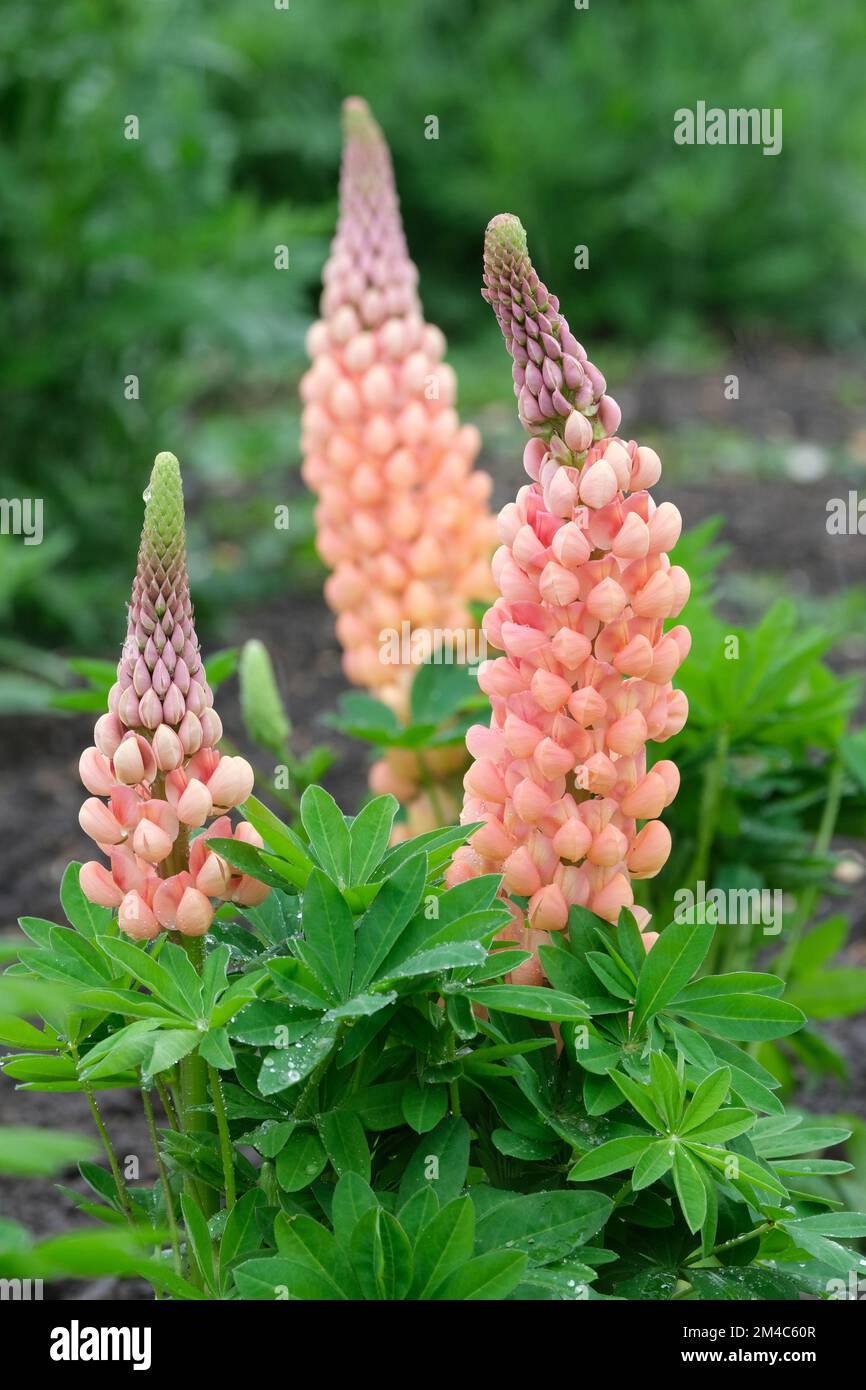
[80,861,124,908]
[177,710,203,755]
[206,755,255,809]
[231,876,271,908]
[152,723,184,772]
[78,797,127,846]
[195,852,233,899]
[94,713,125,759]
[118,890,161,941]
[175,887,214,937]
[176,778,213,827]
[564,410,593,454]
[113,733,156,787]
[627,820,672,878]
[132,818,173,865]
[79,747,117,797]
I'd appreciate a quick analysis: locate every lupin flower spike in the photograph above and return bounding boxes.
[448,216,690,977]
[300,98,498,827]
[78,452,268,939]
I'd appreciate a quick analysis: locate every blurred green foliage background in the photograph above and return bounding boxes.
[1,0,865,662]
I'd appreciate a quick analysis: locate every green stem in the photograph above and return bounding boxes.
[141,1087,182,1275]
[775,755,844,978]
[684,1221,772,1267]
[685,726,729,974]
[154,1075,180,1132]
[177,934,218,1219]
[70,1042,133,1223]
[208,1064,236,1212]
[446,1031,461,1117]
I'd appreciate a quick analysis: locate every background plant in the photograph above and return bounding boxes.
[5,786,866,1299]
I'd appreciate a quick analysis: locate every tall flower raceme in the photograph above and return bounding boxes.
[300,98,498,828]
[448,216,690,973]
[78,452,269,939]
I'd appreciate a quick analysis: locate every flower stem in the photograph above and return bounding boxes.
[684,1221,772,1267]
[141,1087,182,1275]
[775,754,844,978]
[70,1042,133,1224]
[207,1063,236,1212]
[177,934,218,1219]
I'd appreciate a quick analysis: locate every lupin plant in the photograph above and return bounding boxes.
[78,452,269,940]
[448,216,690,971]
[300,98,497,829]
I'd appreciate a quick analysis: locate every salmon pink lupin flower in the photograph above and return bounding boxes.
[78,452,268,938]
[300,98,498,820]
[448,216,689,957]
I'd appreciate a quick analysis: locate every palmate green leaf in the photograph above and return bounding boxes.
[491,1129,560,1161]
[267,957,332,1011]
[673,1146,707,1233]
[348,795,398,883]
[181,1195,217,1296]
[752,1124,851,1158]
[276,1130,328,1192]
[787,915,849,977]
[411,1197,475,1299]
[649,1050,683,1128]
[0,1126,96,1177]
[379,940,487,984]
[98,938,195,1017]
[350,1206,413,1301]
[630,918,714,1033]
[569,1135,654,1182]
[60,862,113,938]
[319,1110,371,1181]
[240,1215,354,1299]
[0,1015,64,1049]
[353,853,427,991]
[77,1020,163,1080]
[691,1145,788,1199]
[776,1224,866,1278]
[785,968,866,1019]
[301,869,354,1002]
[218,1188,266,1290]
[631,1140,675,1191]
[207,838,299,892]
[431,1250,528,1300]
[197,1027,234,1070]
[466,985,587,1022]
[401,1081,448,1135]
[398,1188,440,1244]
[671,991,805,1040]
[680,1067,731,1133]
[585,952,634,1001]
[332,1173,380,1248]
[300,786,352,886]
[324,992,396,1022]
[773,1158,853,1176]
[258,1021,338,1096]
[684,1109,755,1145]
[782,1212,866,1239]
[473,1190,613,1260]
[373,823,480,883]
[609,1070,666,1131]
[398,1117,470,1207]
[229,1001,317,1048]
[13,1229,204,1300]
